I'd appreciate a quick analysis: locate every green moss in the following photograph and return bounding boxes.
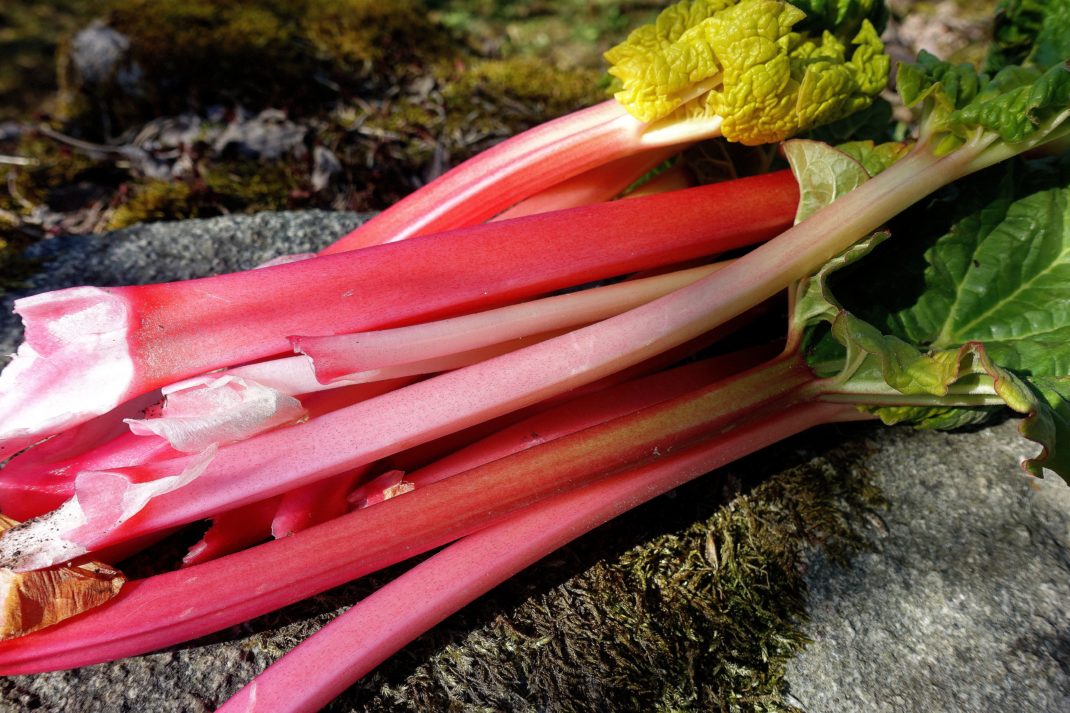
[442,56,605,120]
[12,136,100,197]
[199,160,302,213]
[429,0,658,72]
[5,133,125,222]
[0,229,38,297]
[0,0,99,120]
[56,0,462,137]
[303,0,449,67]
[58,1,306,133]
[107,179,192,229]
[323,436,884,711]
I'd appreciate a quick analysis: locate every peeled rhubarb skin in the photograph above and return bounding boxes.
[0,288,139,457]
[0,171,799,455]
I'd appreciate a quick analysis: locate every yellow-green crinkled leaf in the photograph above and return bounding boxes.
[605,0,890,143]
[706,3,889,144]
[605,0,734,123]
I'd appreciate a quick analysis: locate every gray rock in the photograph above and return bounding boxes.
[785,423,1070,712]
[69,22,131,88]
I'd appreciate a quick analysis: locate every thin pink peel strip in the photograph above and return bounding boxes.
[126,376,307,453]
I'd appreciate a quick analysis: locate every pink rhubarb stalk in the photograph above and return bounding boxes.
[490,145,681,221]
[299,330,564,386]
[319,100,662,253]
[182,496,281,567]
[351,349,773,506]
[270,467,368,539]
[0,170,798,456]
[0,354,821,672]
[219,400,862,713]
[0,429,179,521]
[293,262,726,383]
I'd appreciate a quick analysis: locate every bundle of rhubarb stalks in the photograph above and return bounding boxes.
[0,0,1068,710]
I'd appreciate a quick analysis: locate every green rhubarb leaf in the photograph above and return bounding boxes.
[867,404,1001,430]
[898,52,1070,155]
[803,163,1070,479]
[782,140,871,223]
[794,231,889,332]
[986,0,1070,74]
[884,172,1070,378]
[789,0,889,35]
[783,138,908,223]
[836,139,911,177]
[605,0,890,143]
[1023,376,1070,476]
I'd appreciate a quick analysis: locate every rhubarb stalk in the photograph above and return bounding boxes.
[0,170,797,456]
[218,401,863,713]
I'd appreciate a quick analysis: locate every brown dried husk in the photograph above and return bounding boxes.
[0,514,125,640]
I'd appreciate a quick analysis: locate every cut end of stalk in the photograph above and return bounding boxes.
[0,287,137,457]
[0,448,217,571]
[0,500,91,572]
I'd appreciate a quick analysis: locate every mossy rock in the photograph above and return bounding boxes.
[106,179,192,229]
[56,0,457,138]
[303,0,450,68]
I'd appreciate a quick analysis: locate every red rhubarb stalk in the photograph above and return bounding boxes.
[490,145,682,221]
[0,354,819,671]
[219,400,862,713]
[0,171,798,456]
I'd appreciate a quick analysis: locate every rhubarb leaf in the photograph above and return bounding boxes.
[605,0,890,143]
[986,0,1070,73]
[789,0,889,35]
[899,53,1070,156]
[871,169,1070,378]
[782,140,871,223]
[783,138,907,225]
[835,140,911,176]
[706,2,889,145]
[604,0,728,123]
[1023,376,1070,475]
[803,163,1070,479]
[864,404,1001,430]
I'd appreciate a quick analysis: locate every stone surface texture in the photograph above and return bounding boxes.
[785,422,1070,713]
